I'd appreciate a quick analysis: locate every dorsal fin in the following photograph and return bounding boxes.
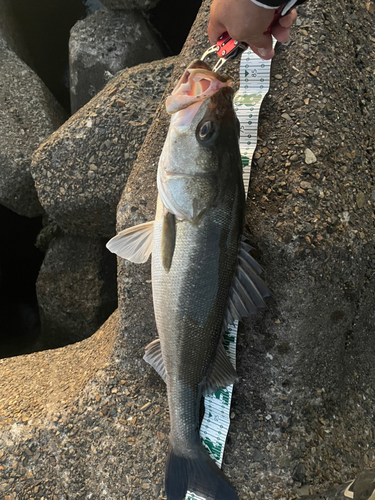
[225,239,271,327]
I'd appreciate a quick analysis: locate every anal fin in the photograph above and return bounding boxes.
[201,342,237,396]
[143,338,167,383]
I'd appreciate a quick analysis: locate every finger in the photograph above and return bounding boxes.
[279,9,297,28]
[250,45,275,60]
[271,24,291,43]
[207,15,227,45]
[243,30,273,53]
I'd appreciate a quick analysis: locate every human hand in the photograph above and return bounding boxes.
[207,0,298,60]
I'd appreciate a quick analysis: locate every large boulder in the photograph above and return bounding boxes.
[36,234,117,349]
[69,9,164,113]
[0,37,66,217]
[31,57,175,238]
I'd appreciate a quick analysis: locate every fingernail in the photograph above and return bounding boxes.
[258,48,270,58]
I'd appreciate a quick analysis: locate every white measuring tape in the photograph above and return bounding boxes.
[185,46,275,500]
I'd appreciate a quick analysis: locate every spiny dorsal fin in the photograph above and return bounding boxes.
[201,342,237,396]
[143,338,167,383]
[106,220,154,264]
[239,248,263,276]
[161,212,176,272]
[225,238,271,326]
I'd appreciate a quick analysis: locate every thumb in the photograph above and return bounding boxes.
[243,31,273,53]
[250,45,274,60]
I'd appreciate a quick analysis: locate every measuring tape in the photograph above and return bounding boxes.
[185,45,275,500]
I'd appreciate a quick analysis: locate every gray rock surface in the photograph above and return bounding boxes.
[32,57,175,238]
[0,0,374,499]
[36,234,117,348]
[0,37,66,217]
[69,9,164,112]
[99,0,160,11]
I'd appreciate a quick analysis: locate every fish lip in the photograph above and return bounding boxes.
[165,60,233,118]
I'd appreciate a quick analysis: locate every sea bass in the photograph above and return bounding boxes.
[107,60,271,500]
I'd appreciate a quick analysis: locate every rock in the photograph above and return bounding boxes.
[257,157,266,168]
[69,9,164,112]
[292,463,305,483]
[356,191,365,208]
[99,0,161,11]
[0,37,66,217]
[32,57,175,238]
[36,234,117,348]
[253,449,263,462]
[304,148,317,164]
[366,1,374,14]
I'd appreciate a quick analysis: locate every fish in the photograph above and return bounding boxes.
[107,60,271,500]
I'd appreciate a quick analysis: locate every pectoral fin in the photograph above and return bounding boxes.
[161,212,176,272]
[106,221,154,263]
[143,338,167,383]
[201,342,237,396]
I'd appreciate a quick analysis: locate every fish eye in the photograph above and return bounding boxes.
[196,121,217,144]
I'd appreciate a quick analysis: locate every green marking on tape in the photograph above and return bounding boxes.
[203,437,223,461]
[214,390,230,405]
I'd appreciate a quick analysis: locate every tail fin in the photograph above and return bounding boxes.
[165,446,239,500]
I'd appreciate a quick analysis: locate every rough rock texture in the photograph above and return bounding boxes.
[32,57,175,238]
[0,0,374,498]
[69,9,164,112]
[0,37,66,217]
[0,310,118,425]
[36,234,117,348]
[99,0,160,12]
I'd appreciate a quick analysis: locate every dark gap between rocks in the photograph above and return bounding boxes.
[148,0,203,55]
[7,0,104,113]
[0,205,44,359]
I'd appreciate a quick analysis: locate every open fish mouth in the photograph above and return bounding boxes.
[165,60,233,127]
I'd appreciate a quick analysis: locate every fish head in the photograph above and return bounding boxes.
[158,61,241,222]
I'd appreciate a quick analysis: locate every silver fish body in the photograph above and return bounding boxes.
[152,82,245,500]
[152,92,244,458]
[107,61,271,500]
